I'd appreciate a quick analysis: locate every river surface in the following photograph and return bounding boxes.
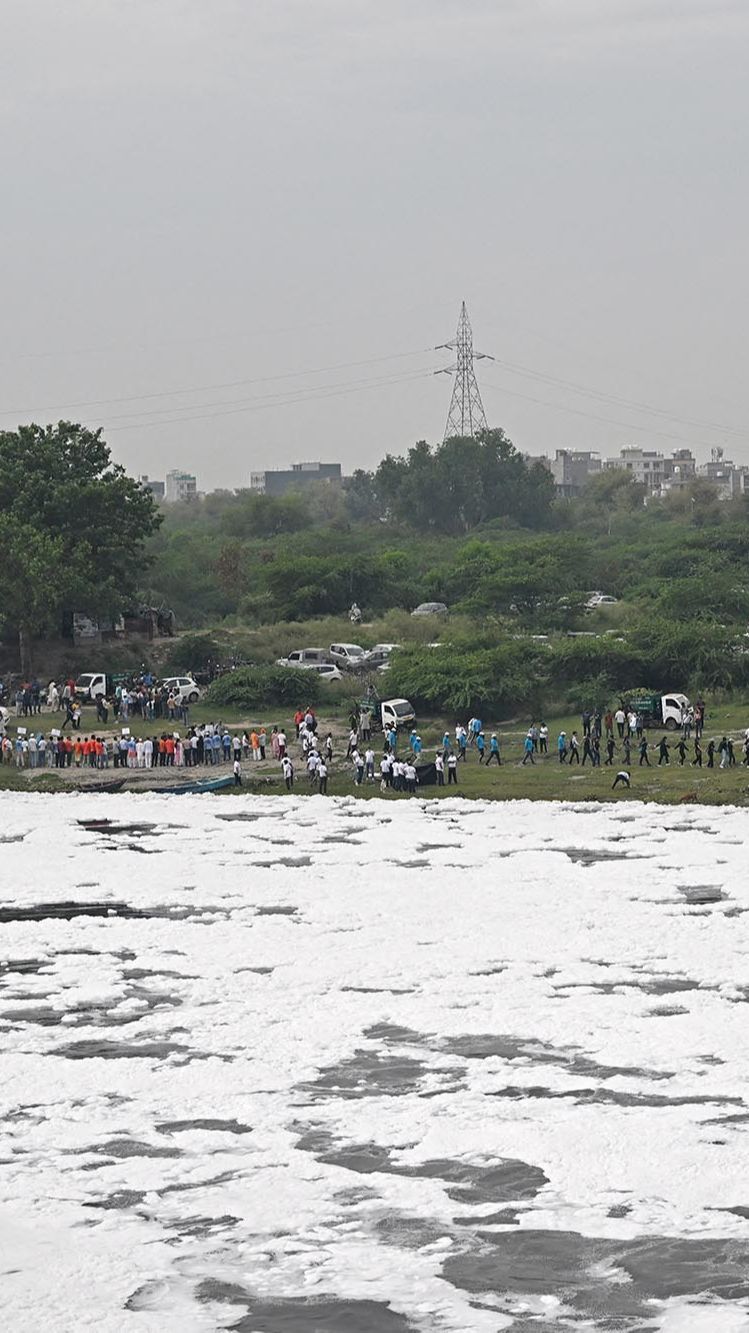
[2,792,749,1332]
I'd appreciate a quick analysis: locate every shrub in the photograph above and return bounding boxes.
[205,666,322,710]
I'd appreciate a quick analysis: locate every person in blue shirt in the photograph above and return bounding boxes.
[413,735,423,758]
[486,732,501,766]
[557,731,567,763]
[222,731,232,762]
[458,728,467,762]
[471,717,482,745]
[442,730,450,754]
[476,731,486,763]
[387,727,397,754]
[522,735,535,765]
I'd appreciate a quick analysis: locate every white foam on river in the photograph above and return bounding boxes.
[1,792,749,1331]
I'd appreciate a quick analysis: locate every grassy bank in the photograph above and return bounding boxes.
[2,694,749,805]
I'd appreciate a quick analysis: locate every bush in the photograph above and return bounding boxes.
[163,632,227,675]
[205,665,322,710]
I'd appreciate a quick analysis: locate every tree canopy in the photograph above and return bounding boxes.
[0,422,161,672]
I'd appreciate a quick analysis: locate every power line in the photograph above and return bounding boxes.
[0,347,434,419]
[104,367,435,432]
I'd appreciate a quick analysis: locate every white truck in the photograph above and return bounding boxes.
[380,698,416,730]
[628,691,691,731]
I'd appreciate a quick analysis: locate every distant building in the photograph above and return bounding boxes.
[165,469,197,503]
[139,475,165,500]
[605,447,695,496]
[550,449,601,498]
[697,447,749,500]
[250,461,342,497]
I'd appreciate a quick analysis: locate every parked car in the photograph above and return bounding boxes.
[365,643,400,669]
[329,643,368,670]
[585,592,618,609]
[301,662,343,682]
[276,648,329,668]
[75,672,115,702]
[161,676,202,704]
[381,697,416,730]
[411,601,448,616]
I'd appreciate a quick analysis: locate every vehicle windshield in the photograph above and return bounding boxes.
[76,675,94,686]
[393,702,413,716]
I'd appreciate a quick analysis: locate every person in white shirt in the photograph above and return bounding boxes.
[277,731,287,759]
[351,749,364,785]
[233,756,242,786]
[435,751,445,786]
[144,737,154,768]
[281,755,294,789]
[307,749,320,782]
[136,739,145,768]
[404,761,417,793]
[380,754,392,788]
[317,759,328,794]
[364,748,375,781]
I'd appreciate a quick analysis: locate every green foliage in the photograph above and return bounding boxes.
[0,421,161,668]
[163,633,228,674]
[205,666,322,710]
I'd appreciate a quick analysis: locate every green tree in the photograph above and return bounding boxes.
[0,421,161,672]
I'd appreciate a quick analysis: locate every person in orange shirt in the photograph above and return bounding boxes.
[165,735,175,766]
[250,730,260,761]
[74,738,84,766]
[64,735,74,767]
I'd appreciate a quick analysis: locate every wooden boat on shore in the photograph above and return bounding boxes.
[147,774,235,796]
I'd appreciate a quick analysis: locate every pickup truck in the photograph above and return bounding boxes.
[75,672,115,702]
[381,698,416,730]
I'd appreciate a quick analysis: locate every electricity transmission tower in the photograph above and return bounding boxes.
[436,301,493,441]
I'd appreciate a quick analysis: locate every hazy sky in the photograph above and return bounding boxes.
[0,0,747,489]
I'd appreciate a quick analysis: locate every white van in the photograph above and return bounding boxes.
[381,698,416,730]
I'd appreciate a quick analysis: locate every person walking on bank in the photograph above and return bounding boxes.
[435,751,445,786]
[486,733,501,766]
[692,738,703,767]
[623,735,631,766]
[282,755,294,789]
[639,736,651,766]
[707,738,715,769]
[612,769,631,790]
[522,734,535,765]
[447,752,458,785]
[477,731,486,763]
[539,722,549,754]
[233,756,242,786]
[318,759,328,794]
[658,737,670,765]
[569,731,581,764]
[718,736,729,769]
[728,737,737,767]
[676,737,688,765]
[605,736,616,766]
[557,731,567,763]
[582,734,594,766]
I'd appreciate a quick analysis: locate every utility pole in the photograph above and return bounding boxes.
[436,301,492,441]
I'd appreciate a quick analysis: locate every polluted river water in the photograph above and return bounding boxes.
[1,791,749,1331]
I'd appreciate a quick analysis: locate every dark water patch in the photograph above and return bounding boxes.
[235,965,274,975]
[704,1112,749,1126]
[333,1186,379,1205]
[607,1203,633,1218]
[0,833,26,843]
[470,964,507,976]
[363,1023,424,1045]
[342,986,415,995]
[299,1049,430,1100]
[164,1213,239,1238]
[84,1189,148,1210]
[442,1230,749,1318]
[253,856,312,868]
[1,1006,64,1026]
[388,858,430,869]
[717,1206,749,1220]
[415,842,455,852]
[78,819,181,836]
[157,1118,252,1135]
[256,905,298,917]
[295,1129,547,1206]
[0,958,47,976]
[323,833,364,844]
[637,976,702,995]
[678,885,726,905]
[374,1213,446,1248]
[85,1137,181,1159]
[57,1038,192,1059]
[646,1004,690,1017]
[443,1032,674,1083]
[0,901,149,922]
[215,810,286,821]
[559,847,650,865]
[455,1207,523,1226]
[157,1169,237,1196]
[228,1296,415,1331]
[122,967,196,981]
[489,1085,742,1109]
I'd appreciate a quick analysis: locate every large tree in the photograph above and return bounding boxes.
[0,421,161,673]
